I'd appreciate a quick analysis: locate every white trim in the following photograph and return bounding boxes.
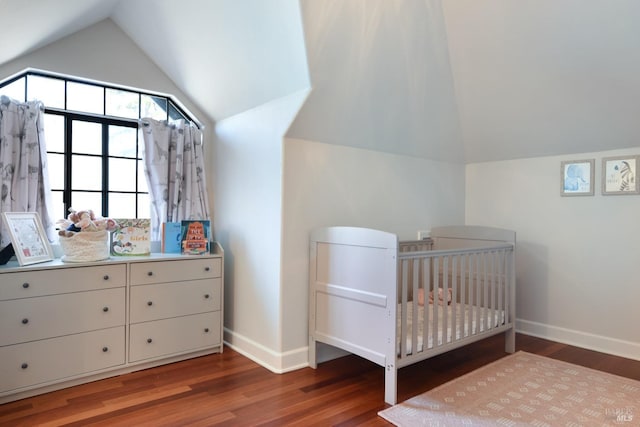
[516,319,640,362]
[223,328,308,374]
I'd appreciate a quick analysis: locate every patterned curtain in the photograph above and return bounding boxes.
[140,118,210,241]
[0,96,55,248]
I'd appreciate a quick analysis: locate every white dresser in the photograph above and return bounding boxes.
[0,243,223,404]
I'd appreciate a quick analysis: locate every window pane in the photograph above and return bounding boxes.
[72,121,102,155]
[109,193,136,218]
[109,125,137,157]
[137,160,148,193]
[0,77,25,101]
[50,190,65,221]
[72,155,102,190]
[44,114,64,152]
[27,75,64,108]
[109,158,136,191]
[106,88,139,119]
[168,100,187,124]
[138,193,150,218]
[67,81,103,114]
[141,94,167,120]
[47,153,65,190]
[71,192,102,214]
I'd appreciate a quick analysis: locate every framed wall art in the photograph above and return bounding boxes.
[1,212,54,265]
[561,159,594,196]
[602,155,639,195]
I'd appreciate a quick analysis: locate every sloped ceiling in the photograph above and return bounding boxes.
[287,0,464,162]
[111,0,310,122]
[1,0,639,163]
[0,0,120,64]
[443,0,640,162]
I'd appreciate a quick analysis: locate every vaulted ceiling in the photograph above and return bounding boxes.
[1,0,639,163]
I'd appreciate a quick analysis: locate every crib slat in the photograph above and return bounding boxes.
[469,252,482,335]
[422,256,430,353]
[451,255,457,344]
[460,254,469,338]
[411,258,419,355]
[400,259,409,357]
[492,251,496,328]
[431,256,439,349]
[442,256,449,345]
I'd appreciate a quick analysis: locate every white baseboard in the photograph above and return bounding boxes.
[223,328,308,374]
[516,319,640,361]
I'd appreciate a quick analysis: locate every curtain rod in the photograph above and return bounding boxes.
[139,119,205,131]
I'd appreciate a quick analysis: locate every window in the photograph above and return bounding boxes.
[0,70,200,219]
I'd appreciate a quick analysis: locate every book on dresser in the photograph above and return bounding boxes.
[110,218,151,256]
[181,220,210,255]
[161,222,182,253]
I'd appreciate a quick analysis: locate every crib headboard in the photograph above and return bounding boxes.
[431,225,515,250]
[309,226,398,367]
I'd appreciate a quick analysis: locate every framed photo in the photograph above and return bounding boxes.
[561,159,594,196]
[1,212,54,265]
[602,155,639,195]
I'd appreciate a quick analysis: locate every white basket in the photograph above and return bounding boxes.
[58,230,110,262]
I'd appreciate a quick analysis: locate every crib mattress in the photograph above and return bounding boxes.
[397,303,505,355]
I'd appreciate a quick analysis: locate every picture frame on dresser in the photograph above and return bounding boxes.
[560,159,594,196]
[1,212,54,265]
[602,155,639,195]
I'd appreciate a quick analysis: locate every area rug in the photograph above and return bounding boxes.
[379,351,639,426]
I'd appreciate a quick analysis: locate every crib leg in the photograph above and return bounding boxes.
[309,336,317,369]
[505,327,516,353]
[384,364,397,405]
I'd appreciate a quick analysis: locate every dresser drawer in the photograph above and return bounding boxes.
[129,312,220,362]
[0,264,126,301]
[130,278,221,323]
[130,258,221,285]
[0,288,125,346]
[0,326,125,393]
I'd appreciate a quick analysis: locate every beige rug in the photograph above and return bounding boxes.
[379,351,639,426]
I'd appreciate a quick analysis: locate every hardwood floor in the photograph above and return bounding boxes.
[1,333,639,426]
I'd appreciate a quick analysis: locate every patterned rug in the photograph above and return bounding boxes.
[379,351,639,426]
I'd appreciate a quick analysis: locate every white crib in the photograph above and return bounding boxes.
[308,225,516,405]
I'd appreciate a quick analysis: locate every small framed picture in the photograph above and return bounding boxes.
[561,159,594,196]
[1,212,54,265]
[602,155,639,195]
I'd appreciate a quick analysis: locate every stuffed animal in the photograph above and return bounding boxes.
[57,208,116,236]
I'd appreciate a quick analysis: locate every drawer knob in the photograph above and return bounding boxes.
[204,294,210,299]
[21,318,29,325]
[102,347,109,352]
[21,363,28,370]
[147,338,153,344]
[147,301,153,306]
[147,271,153,276]
[103,306,109,312]
[103,275,109,280]
[204,328,210,333]
[22,282,29,289]
[205,266,210,272]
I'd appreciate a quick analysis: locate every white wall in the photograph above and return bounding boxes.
[281,138,466,359]
[213,90,308,371]
[466,148,640,360]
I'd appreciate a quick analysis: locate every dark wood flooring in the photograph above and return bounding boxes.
[1,333,639,426]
